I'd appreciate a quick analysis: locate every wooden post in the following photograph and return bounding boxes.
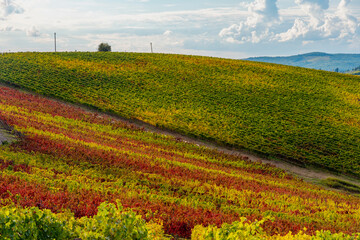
[54,33,57,52]
[150,42,153,53]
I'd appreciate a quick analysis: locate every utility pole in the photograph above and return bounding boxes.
[54,32,57,52]
[150,42,153,53]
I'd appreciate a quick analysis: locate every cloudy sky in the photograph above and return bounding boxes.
[1,0,359,58]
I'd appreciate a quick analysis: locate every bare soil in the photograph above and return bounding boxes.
[0,121,16,144]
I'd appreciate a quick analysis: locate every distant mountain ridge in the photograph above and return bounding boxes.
[244,52,360,73]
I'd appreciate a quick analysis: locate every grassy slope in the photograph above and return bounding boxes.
[1,85,360,238]
[0,52,360,177]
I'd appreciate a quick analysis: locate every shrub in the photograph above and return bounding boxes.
[0,202,167,240]
[0,205,73,240]
[98,43,111,52]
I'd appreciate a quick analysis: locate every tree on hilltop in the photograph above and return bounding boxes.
[98,43,111,52]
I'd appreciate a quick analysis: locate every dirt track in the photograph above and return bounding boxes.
[0,128,15,144]
[0,117,17,144]
[114,114,360,185]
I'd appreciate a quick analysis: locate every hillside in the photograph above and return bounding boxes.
[0,85,359,239]
[0,52,360,178]
[245,52,360,72]
[348,65,360,75]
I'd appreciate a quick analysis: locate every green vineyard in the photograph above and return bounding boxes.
[0,52,359,176]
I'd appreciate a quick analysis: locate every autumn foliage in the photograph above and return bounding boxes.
[0,86,359,239]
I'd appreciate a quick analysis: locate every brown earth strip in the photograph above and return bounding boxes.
[0,121,16,144]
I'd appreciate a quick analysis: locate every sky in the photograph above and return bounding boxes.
[0,0,360,58]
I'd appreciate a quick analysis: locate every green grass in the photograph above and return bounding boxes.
[320,178,360,194]
[0,52,360,177]
[348,71,360,76]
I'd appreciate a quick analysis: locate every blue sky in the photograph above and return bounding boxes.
[0,0,359,58]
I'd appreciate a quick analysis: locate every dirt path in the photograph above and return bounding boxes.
[1,83,359,186]
[0,127,16,144]
[117,115,360,185]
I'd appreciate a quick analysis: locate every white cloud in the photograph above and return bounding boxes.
[1,0,359,56]
[276,0,359,42]
[0,0,25,36]
[295,0,329,9]
[275,18,308,41]
[295,0,328,27]
[219,0,280,43]
[0,1,45,39]
[163,30,172,36]
[0,25,12,31]
[0,0,24,17]
[219,0,359,45]
[26,26,40,37]
[69,32,184,53]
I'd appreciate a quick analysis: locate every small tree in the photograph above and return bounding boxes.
[98,43,111,52]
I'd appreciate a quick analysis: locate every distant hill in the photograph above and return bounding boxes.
[348,64,360,75]
[244,52,360,73]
